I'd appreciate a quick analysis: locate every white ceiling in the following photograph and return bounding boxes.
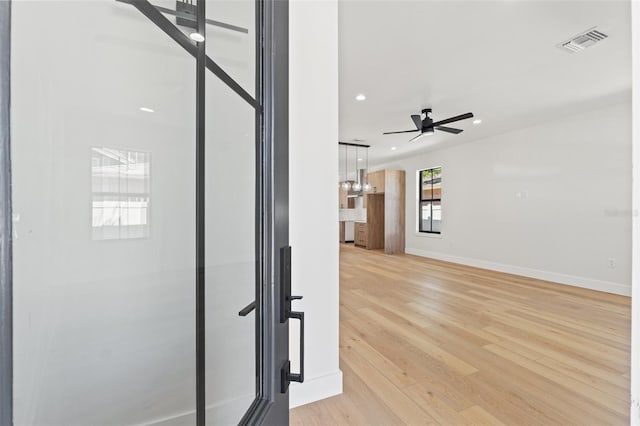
[338,0,632,166]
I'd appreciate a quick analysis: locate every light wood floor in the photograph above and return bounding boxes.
[290,244,631,425]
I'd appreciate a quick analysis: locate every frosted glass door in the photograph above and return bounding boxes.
[11,2,197,425]
[8,0,278,424]
[204,1,258,424]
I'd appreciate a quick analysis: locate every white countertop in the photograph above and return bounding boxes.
[339,208,366,222]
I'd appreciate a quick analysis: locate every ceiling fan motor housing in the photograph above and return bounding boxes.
[421,108,433,129]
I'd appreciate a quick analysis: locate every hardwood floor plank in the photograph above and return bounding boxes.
[340,321,417,388]
[483,344,629,416]
[535,355,629,399]
[340,345,437,425]
[459,405,507,426]
[483,309,630,367]
[483,325,629,377]
[403,383,467,425]
[358,307,479,376]
[340,361,404,425]
[291,244,631,425]
[318,393,371,426]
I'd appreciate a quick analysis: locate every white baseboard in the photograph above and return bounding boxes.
[290,369,343,409]
[146,393,254,426]
[145,370,344,425]
[405,248,631,297]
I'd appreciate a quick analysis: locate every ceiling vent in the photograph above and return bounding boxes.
[558,27,608,53]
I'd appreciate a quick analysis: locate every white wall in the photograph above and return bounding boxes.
[631,1,639,423]
[381,100,632,296]
[289,0,342,408]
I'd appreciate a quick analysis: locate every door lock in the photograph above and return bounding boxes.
[279,246,305,393]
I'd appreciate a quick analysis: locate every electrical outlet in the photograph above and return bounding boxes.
[607,258,616,269]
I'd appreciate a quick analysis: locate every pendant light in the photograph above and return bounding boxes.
[341,145,351,190]
[352,147,362,191]
[363,147,371,192]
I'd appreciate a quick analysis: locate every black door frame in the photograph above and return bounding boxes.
[0,0,290,424]
[241,0,291,424]
[0,1,12,425]
[252,0,291,423]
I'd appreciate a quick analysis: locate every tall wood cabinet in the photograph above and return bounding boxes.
[354,195,384,249]
[364,170,405,254]
[367,170,385,194]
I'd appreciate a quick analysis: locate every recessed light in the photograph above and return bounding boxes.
[391,146,397,151]
[358,158,363,161]
[190,33,205,42]
[139,107,154,113]
[473,119,482,125]
[355,94,366,101]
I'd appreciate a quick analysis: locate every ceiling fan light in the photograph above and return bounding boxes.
[189,32,205,42]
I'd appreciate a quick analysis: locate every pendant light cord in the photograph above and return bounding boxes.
[355,147,358,186]
[344,145,348,185]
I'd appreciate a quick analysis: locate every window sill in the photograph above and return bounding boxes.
[415,232,442,239]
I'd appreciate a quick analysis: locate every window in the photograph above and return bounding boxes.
[419,167,441,234]
[91,147,150,240]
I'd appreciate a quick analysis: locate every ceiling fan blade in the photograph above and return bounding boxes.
[411,114,422,130]
[383,130,420,135]
[436,126,463,134]
[431,112,474,127]
[409,133,428,142]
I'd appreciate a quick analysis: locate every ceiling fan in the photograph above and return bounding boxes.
[383,108,474,142]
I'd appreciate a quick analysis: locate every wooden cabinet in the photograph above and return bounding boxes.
[354,222,368,247]
[365,194,384,249]
[360,170,406,254]
[366,170,385,194]
[383,170,405,254]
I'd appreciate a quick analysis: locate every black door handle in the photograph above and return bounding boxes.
[279,246,306,393]
[238,301,256,317]
[281,306,304,393]
[288,309,304,383]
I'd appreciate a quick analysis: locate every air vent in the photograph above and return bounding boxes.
[558,27,608,53]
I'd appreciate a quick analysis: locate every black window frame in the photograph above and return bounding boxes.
[418,167,442,234]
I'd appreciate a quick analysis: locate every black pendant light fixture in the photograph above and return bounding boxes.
[338,142,370,192]
[352,147,362,191]
[340,144,351,190]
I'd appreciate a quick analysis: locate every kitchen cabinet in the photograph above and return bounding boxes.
[351,196,384,249]
[366,170,385,194]
[383,170,405,254]
[365,195,384,249]
[354,222,367,247]
[361,170,405,254]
